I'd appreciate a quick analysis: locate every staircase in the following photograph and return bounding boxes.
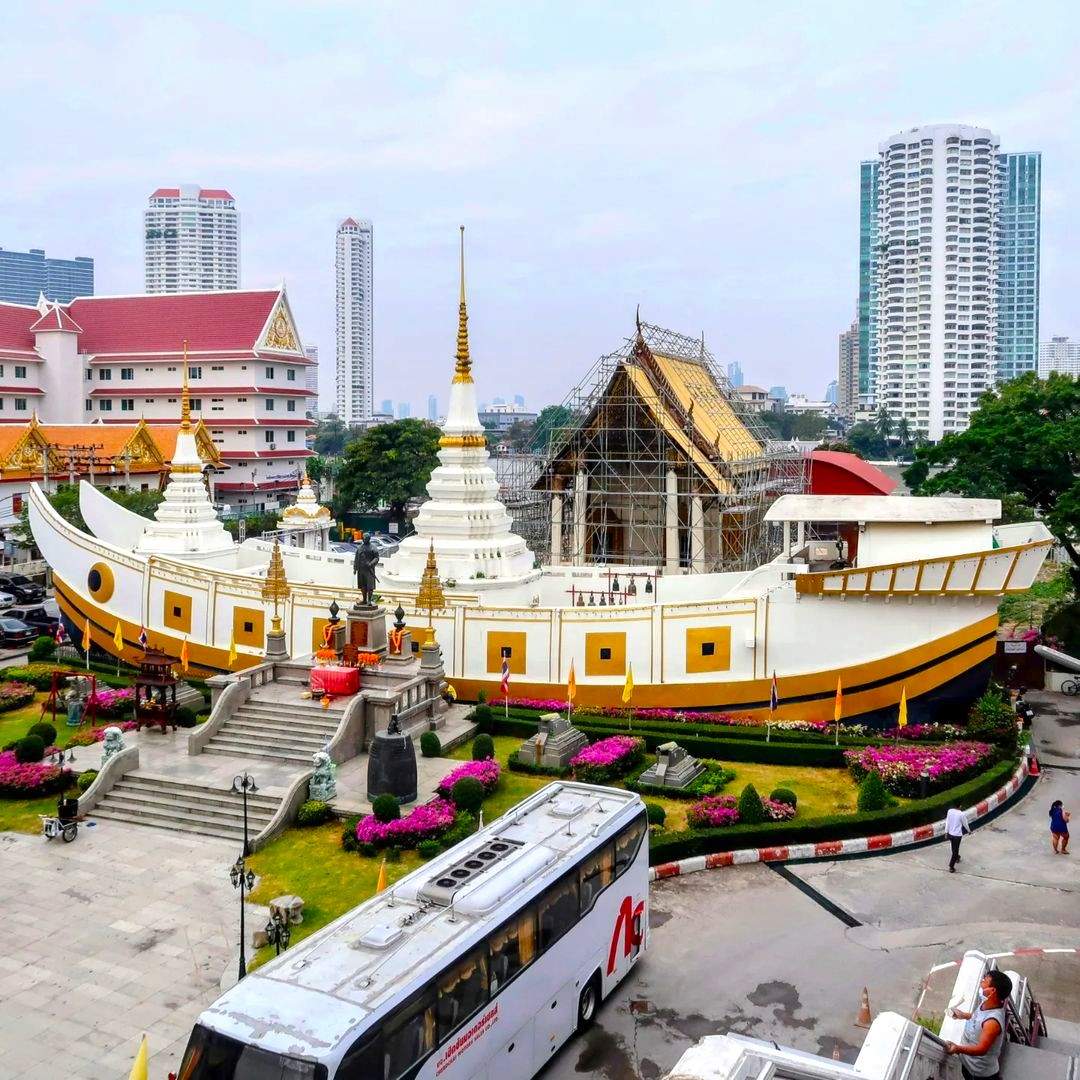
[201,689,346,766]
[90,776,281,844]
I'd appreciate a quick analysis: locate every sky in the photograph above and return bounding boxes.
[2,0,1078,415]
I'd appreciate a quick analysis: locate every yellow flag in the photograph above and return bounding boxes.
[180,637,190,673]
[228,633,238,667]
[127,1034,149,1080]
[567,659,576,703]
[898,685,908,728]
[622,663,634,705]
[833,676,843,722]
[113,620,124,652]
[375,858,388,894]
[81,617,91,651]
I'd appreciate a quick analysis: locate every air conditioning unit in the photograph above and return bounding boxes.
[268,443,276,451]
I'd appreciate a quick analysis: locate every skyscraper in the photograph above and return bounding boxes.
[837,318,859,423]
[1038,336,1080,377]
[303,345,319,415]
[397,402,411,419]
[996,152,1041,381]
[726,361,744,389]
[427,394,439,420]
[335,218,374,424]
[379,399,393,416]
[144,185,239,292]
[859,125,1042,440]
[0,247,94,304]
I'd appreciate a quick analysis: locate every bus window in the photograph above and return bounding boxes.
[436,947,489,1042]
[614,814,647,878]
[383,993,436,1080]
[579,843,615,915]
[336,1033,380,1079]
[177,1025,325,1079]
[489,907,537,994]
[538,875,579,951]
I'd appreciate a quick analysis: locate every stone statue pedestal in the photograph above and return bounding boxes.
[516,713,588,770]
[265,628,289,660]
[384,629,414,663]
[367,723,417,804]
[327,622,346,657]
[638,741,705,789]
[346,606,388,657]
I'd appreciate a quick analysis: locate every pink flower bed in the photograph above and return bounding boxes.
[844,741,994,796]
[570,736,644,783]
[355,797,456,848]
[436,759,500,797]
[0,749,72,798]
[687,795,740,829]
[879,723,965,742]
[87,688,135,716]
[66,720,138,748]
[763,798,796,822]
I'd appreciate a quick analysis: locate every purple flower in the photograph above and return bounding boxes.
[436,759,500,796]
[844,741,994,795]
[688,794,740,828]
[355,797,457,846]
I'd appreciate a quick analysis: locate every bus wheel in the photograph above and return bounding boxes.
[577,975,600,1031]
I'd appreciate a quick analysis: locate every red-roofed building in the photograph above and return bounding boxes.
[145,183,239,293]
[807,450,896,497]
[0,288,315,514]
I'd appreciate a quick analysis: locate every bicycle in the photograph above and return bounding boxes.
[1062,677,1079,696]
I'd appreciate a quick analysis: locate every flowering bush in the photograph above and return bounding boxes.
[570,736,644,783]
[355,797,457,848]
[436,759,500,797]
[0,681,36,712]
[763,798,797,822]
[66,720,138,748]
[844,741,994,796]
[87,688,135,717]
[687,794,740,829]
[0,749,72,798]
[879,723,965,742]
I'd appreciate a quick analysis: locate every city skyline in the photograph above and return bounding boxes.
[144,185,239,293]
[3,3,1077,415]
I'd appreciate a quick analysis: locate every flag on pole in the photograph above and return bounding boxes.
[375,858,388,894]
[127,1034,149,1080]
[897,685,908,729]
[500,657,510,697]
[81,617,91,651]
[769,671,779,714]
[113,621,124,652]
[567,659,576,706]
[228,633,238,667]
[622,663,634,705]
[53,621,66,645]
[138,626,148,651]
[833,676,843,722]
[180,637,190,673]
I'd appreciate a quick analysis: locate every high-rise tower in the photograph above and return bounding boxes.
[144,185,239,293]
[335,218,374,424]
[996,152,1041,381]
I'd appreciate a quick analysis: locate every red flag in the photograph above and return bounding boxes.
[500,657,510,696]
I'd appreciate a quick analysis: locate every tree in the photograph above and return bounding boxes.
[305,454,327,484]
[903,373,1080,577]
[874,405,893,445]
[895,416,911,448]
[847,421,887,460]
[312,415,349,457]
[505,419,535,452]
[333,419,441,527]
[530,405,572,451]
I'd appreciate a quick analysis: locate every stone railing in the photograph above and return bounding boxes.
[252,770,313,852]
[188,678,249,756]
[78,744,139,815]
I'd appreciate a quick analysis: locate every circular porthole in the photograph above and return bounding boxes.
[87,562,115,603]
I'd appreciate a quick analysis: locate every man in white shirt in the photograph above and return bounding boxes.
[946,807,970,873]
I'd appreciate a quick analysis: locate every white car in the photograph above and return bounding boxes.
[0,591,15,610]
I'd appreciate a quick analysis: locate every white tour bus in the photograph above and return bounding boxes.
[176,782,649,1080]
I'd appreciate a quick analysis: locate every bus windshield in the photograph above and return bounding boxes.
[177,1024,326,1080]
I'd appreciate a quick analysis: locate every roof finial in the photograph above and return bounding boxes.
[635,304,641,334]
[180,338,191,430]
[453,226,472,384]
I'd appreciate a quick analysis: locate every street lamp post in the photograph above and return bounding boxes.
[265,910,292,956]
[230,772,259,981]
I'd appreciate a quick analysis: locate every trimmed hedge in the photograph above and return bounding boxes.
[624,761,736,801]
[646,758,1017,865]
[508,757,569,778]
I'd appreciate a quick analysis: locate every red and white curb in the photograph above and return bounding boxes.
[649,755,1034,882]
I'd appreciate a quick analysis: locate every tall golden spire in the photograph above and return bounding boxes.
[261,539,290,634]
[453,226,472,384]
[415,541,446,643]
[180,338,191,430]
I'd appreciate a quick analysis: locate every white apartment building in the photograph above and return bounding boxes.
[335,218,374,424]
[837,318,859,423]
[0,289,314,514]
[303,345,319,414]
[872,125,1000,441]
[144,185,240,293]
[1038,336,1080,377]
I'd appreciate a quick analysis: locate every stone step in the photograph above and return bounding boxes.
[107,783,278,820]
[120,775,280,810]
[231,707,341,730]
[225,717,337,740]
[100,792,275,829]
[91,805,245,842]
[212,729,329,755]
[203,743,313,766]
[241,697,346,715]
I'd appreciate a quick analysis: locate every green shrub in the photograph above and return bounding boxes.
[645,802,667,827]
[471,733,495,761]
[737,783,766,824]
[27,722,57,747]
[29,636,56,662]
[508,756,568,777]
[690,766,737,796]
[76,769,98,793]
[770,787,797,809]
[14,735,44,763]
[418,838,442,859]
[371,794,401,823]
[968,689,1018,755]
[440,810,477,849]
[297,799,333,826]
[359,841,378,857]
[385,845,402,863]
[341,816,360,852]
[476,689,487,704]
[857,770,891,812]
[174,706,198,728]
[470,704,494,735]
[0,682,36,712]
[450,777,485,813]
[420,731,442,758]
[0,664,78,691]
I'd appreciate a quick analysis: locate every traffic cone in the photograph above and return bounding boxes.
[856,987,873,1028]
[1028,752,1040,777]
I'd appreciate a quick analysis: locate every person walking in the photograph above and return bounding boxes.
[1050,799,1070,854]
[946,806,970,872]
[945,969,1012,1079]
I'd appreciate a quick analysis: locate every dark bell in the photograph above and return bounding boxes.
[645,578,653,593]
[393,604,406,629]
[329,599,340,622]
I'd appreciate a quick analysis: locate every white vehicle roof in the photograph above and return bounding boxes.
[198,782,643,1059]
[765,494,1000,524]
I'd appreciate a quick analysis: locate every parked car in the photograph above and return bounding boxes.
[366,534,400,555]
[331,542,357,555]
[0,591,15,610]
[0,617,38,649]
[7,604,58,633]
[0,574,45,602]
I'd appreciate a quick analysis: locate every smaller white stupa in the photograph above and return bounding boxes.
[134,345,235,560]
[277,471,335,549]
[380,228,539,592]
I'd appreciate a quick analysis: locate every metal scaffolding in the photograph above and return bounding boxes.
[505,319,805,572]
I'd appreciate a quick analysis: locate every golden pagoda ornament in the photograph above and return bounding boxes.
[261,539,291,635]
[415,541,446,645]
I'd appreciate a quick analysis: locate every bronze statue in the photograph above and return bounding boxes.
[353,535,380,607]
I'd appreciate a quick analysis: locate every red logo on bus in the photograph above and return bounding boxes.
[606,895,644,974]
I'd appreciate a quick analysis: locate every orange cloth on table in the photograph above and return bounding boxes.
[310,665,360,696]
